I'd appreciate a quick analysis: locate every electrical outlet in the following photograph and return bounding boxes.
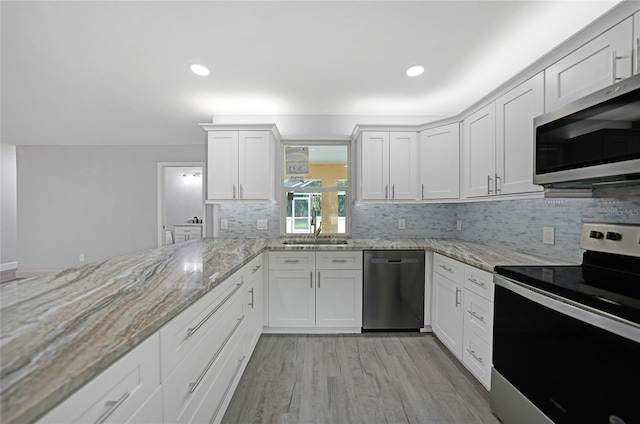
[456,220,462,231]
[257,219,268,230]
[79,254,85,262]
[543,227,555,245]
[220,218,228,230]
[398,219,406,230]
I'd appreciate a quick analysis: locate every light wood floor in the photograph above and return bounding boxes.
[223,333,501,424]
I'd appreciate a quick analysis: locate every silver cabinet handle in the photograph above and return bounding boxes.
[495,173,501,194]
[332,259,347,263]
[94,391,130,424]
[284,259,300,263]
[318,271,321,288]
[385,184,389,199]
[210,356,246,424]
[466,348,483,363]
[239,184,244,199]
[187,281,244,337]
[189,316,245,394]
[487,175,493,195]
[421,183,425,200]
[310,271,313,288]
[468,277,486,287]
[249,288,254,309]
[392,184,395,199]
[251,264,262,274]
[439,264,453,273]
[467,310,485,322]
[612,50,624,82]
[232,184,237,199]
[455,287,461,307]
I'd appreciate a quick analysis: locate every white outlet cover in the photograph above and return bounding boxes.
[398,219,406,230]
[543,227,555,245]
[257,219,268,230]
[456,220,462,231]
[220,218,228,230]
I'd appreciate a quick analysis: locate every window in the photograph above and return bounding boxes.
[281,142,350,236]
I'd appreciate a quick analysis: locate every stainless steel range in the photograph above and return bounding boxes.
[491,223,640,424]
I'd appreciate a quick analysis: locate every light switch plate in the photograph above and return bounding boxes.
[398,219,406,230]
[257,219,268,230]
[456,220,462,231]
[220,218,228,230]
[543,226,555,245]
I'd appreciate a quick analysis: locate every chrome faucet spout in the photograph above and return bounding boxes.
[314,221,322,238]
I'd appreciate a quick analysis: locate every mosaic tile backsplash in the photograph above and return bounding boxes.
[216,185,640,263]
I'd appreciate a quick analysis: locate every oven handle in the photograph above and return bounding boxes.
[494,274,640,343]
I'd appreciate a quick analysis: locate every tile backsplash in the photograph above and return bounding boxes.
[215,185,640,262]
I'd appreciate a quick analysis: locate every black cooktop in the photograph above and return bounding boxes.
[495,252,640,326]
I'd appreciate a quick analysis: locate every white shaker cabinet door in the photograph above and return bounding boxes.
[388,131,418,200]
[432,273,464,359]
[207,131,239,200]
[239,131,271,200]
[315,269,363,328]
[545,17,633,111]
[419,123,460,200]
[268,270,315,327]
[463,103,496,198]
[360,132,390,200]
[634,12,640,75]
[496,72,544,195]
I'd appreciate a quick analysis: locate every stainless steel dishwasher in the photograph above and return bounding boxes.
[363,250,425,331]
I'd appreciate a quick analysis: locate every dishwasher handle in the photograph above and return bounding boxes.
[370,258,419,264]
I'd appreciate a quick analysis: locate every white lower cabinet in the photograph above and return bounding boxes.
[245,256,263,353]
[39,333,161,424]
[268,251,363,331]
[432,253,495,390]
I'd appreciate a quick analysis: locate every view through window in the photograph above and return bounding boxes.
[282,143,349,235]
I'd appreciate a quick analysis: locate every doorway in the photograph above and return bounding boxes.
[157,162,206,247]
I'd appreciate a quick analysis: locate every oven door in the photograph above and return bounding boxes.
[492,275,640,424]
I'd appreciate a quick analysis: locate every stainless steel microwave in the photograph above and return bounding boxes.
[533,73,640,188]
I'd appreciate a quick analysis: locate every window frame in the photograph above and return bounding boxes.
[279,140,353,237]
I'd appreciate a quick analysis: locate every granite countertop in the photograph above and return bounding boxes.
[0,237,574,423]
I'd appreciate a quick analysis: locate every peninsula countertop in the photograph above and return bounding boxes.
[0,237,573,423]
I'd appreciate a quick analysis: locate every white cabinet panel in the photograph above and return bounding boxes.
[635,12,640,75]
[432,272,464,359]
[433,253,465,284]
[389,131,418,200]
[419,123,460,200]
[316,269,363,328]
[496,72,544,195]
[463,103,496,198]
[245,260,262,353]
[463,289,494,345]
[268,270,315,327]
[360,132,390,200]
[315,251,362,270]
[269,251,315,270]
[462,327,492,390]
[207,132,239,200]
[464,265,495,302]
[239,131,271,200]
[545,17,633,111]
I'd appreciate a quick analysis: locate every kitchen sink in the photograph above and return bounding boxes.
[282,239,350,246]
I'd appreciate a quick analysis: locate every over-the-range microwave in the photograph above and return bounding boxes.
[533,73,640,189]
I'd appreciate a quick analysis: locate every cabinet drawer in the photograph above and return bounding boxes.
[174,227,202,236]
[160,271,245,379]
[315,251,362,270]
[162,294,245,424]
[245,254,263,278]
[462,327,492,390]
[433,254,464,284]
[464,265,495,302]
[269,252,315,269]
[39,333,160,424]
[463,289,494,345]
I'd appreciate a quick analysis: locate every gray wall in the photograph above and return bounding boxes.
[1,144,18,271]
[17,145,205,271]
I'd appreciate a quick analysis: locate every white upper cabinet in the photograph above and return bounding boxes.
[202,125,278,202]
[545,17,633,112]
[462,103,496,198]
[359,131,418,201]
[419,123,460,200]
[634,12,640,75]
[495,72,544,195]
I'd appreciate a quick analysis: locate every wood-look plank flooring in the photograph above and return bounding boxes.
[223,333,501,424]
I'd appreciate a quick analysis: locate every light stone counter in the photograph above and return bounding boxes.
[0,237,575,423]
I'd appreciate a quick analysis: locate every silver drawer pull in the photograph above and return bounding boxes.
[210,356,246,424]
[439,264,453,273]
[468,277,485,287]
[94,391,130,424]
[251,264,262,274]
[455,287,461,307]
[467,310,485,322]
[187,281,244,337]
[189,316,245,394]
[284,259,300,263]
[331,259,347,263]
[249,288,254,308]
[467,348,483,363]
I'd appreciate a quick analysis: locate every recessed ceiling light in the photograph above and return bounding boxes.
[190,64,210,76]
[406,65,424,77]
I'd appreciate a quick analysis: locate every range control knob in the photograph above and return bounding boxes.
[606,232,622,241]
[589,230,604,239]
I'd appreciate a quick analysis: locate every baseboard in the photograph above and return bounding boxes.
[15,269,59,279]
[262,327,362,334]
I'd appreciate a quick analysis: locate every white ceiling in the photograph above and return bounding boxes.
[0,1,623,146]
